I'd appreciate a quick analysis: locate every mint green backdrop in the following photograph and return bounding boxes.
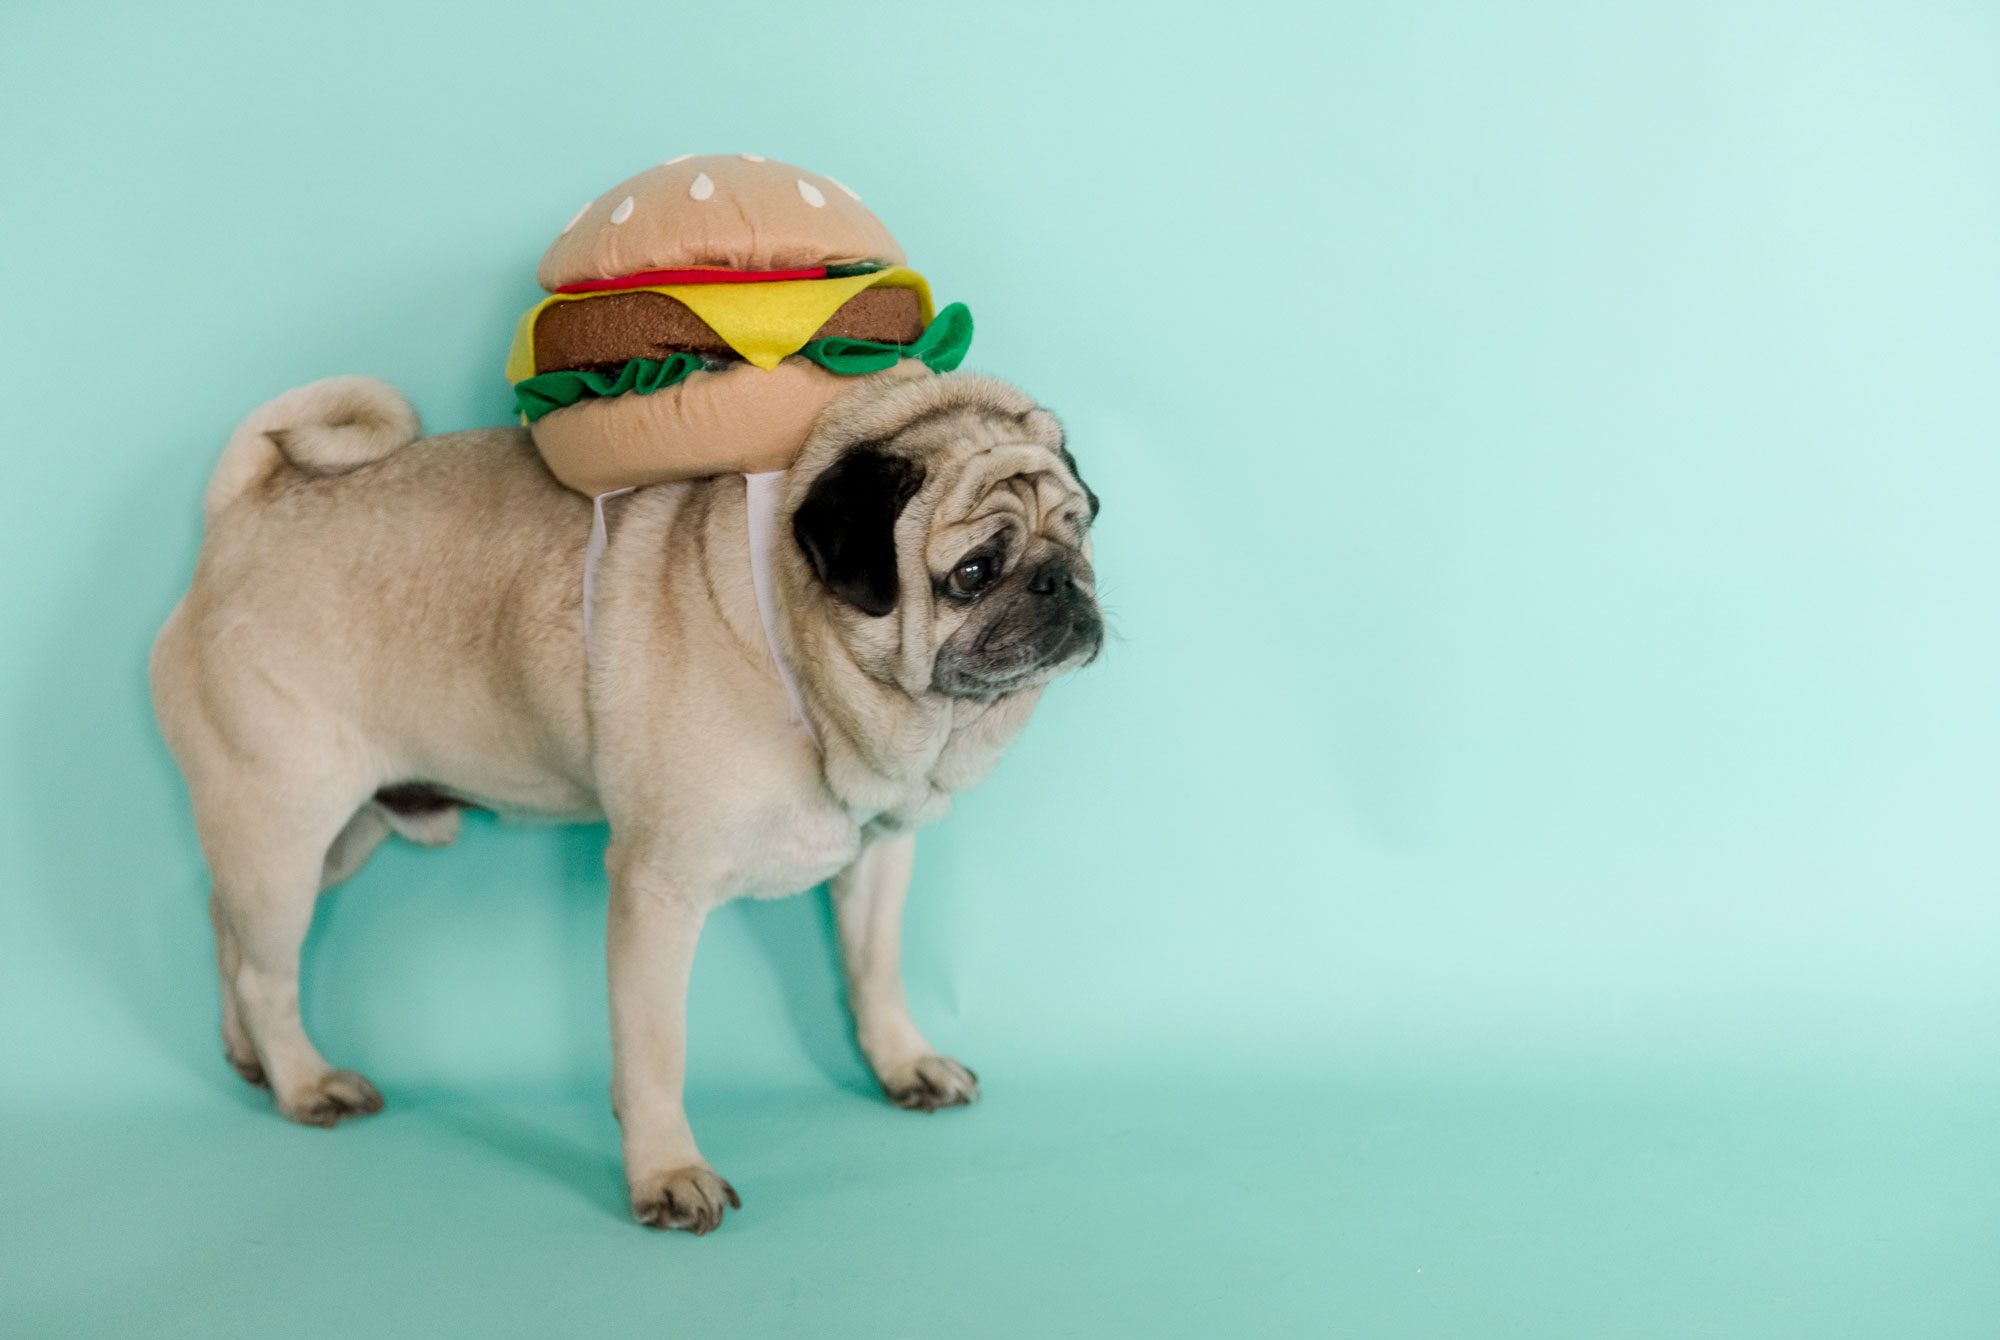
[4,3,1997,1336]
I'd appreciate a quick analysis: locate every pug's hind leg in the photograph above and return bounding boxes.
[209,892,263,1087]
[320,803,391,890]
[831,833,981,1113]
[201,787,384,1127]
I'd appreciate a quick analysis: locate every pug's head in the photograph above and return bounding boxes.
[787,372,1102,703]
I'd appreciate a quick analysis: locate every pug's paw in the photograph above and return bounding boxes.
[631,1164,740,1235]
[277,1069,383,1127]
[881,1055,981,1112]
[227,1050,270,1089]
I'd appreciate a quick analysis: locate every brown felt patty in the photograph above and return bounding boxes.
[533,287,926,375]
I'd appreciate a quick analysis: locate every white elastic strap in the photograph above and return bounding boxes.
[582,486,635,649]
[744,470,820,746]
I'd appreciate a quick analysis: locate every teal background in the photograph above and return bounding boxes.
[4,1,1998,1334]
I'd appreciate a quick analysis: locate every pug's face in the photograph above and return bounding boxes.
[790,373,1103,702]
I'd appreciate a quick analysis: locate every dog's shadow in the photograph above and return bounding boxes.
[734,890,881,1101]
[15,449,236,1109]
[14,268,540,1113]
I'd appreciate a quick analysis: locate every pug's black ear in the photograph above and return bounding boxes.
[791,445,928,617]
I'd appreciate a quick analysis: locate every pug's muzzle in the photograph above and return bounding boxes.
[932,549,1103,699]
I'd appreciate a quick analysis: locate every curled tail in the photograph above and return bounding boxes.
[204,375,421,523]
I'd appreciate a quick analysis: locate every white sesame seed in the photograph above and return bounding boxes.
[662,154,692,166]
[609,196,635,224]
[825,176,862,201]
[689,172,715,201]
[561,202,591,234]
[797,179,826,208]
[740,153,766,162]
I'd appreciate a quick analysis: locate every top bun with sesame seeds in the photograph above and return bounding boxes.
[505,153,972,495]
[537,153,905,290]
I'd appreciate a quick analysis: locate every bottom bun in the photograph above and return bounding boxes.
[530,356,931,496]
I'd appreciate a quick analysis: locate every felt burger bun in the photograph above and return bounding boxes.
[507,153,973,495]
[536,154,905,287]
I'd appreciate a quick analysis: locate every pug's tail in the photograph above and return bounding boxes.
[203,375,422,523]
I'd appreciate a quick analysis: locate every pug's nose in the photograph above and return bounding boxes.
[1026,560,1076,596]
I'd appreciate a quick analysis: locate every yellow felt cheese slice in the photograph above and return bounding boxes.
[506,266,936,382]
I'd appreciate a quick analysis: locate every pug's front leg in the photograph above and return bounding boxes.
[606,847,738,1234]
[832,833,982,1112]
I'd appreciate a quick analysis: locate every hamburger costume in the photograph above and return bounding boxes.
[507,153,972,496]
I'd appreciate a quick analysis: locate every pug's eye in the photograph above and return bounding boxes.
[947,555,997,599]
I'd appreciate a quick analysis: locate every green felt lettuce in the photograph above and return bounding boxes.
[514,302,974,424]
[513,351,708,423]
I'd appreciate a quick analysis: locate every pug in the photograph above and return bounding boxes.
[149,370,1102,1234]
